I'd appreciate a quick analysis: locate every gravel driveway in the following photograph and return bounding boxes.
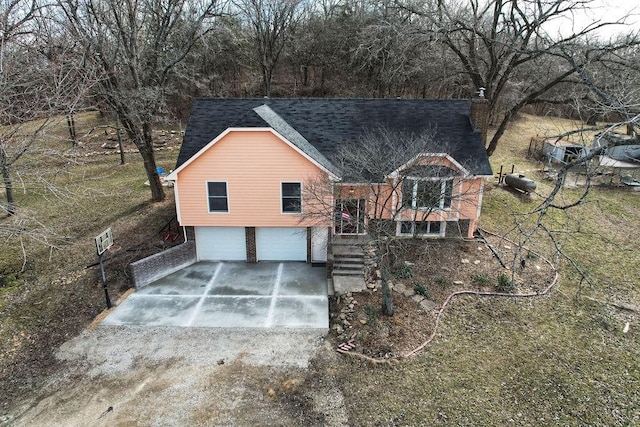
[7,325,348,426]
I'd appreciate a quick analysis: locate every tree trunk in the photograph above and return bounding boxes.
[141,122,164,202]
[66,114,77,147]
[1,146,16,216]
[379,248,394,316]
[116,117,125,165]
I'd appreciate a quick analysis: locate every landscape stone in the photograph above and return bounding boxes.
[473,260,481,265]
[394,283,407,293]
[453,280,464,285]
[403,288,415,297]
[461,259,470,264]
[411,295,425,303]
[420,300,436,311]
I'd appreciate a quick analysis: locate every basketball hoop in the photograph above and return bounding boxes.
[94,228,115,309]
[95,228,113,256]
[107,243,122,253]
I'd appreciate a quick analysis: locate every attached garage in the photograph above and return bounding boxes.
[256,227,307,261]
[195,226,246,261]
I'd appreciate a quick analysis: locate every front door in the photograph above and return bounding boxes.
[335,199,366,235]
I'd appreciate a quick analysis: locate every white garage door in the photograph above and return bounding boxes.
[195,227,246,261]
[256,227,307,261]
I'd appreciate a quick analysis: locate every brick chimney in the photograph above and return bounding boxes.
[470,88,489,145]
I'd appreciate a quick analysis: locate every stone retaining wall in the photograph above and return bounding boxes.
[129,241,196,288]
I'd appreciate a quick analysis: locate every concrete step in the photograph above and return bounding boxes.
[332,246,365,257]
[333,268,363,276]
[333,275,366,294]
[333,257,364,264]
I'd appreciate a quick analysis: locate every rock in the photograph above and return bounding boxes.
[473,260,481,265]
[453,280,464,285]
[403,288,415,297]
[404,261,415,266]
[348,303,354,309]
[504,245,512,250]
[411,295,425,303]
[366,282,375,290]
[375,270,381,279]
[477,246,483,251]
[420,300,436,311]
[339,313,346,320]
[461,258,470,264]
[394,282,407,294]
[343,320,351,326]
[359,319,367,325]
[335,324,344,334]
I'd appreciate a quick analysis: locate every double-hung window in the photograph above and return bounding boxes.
[207,181,228,213]
[281,182,301,213]
[402,179,453,210]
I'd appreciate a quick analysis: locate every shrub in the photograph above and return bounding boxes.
[363,304,379,324]
[414,283,430,298]
[495,273,515,293]
[394,263,413,279]
[471,273,491,287]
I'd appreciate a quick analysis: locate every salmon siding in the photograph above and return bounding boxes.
[336,156,485,238]
[172,129,332,228]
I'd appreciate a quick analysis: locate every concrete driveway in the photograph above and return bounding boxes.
[103,262,328,328]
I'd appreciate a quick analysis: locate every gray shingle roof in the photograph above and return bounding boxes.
[176,98,493,177]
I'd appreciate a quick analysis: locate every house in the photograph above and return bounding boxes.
[165,98,493,266]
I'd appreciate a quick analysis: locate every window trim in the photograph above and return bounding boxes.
[281,181,302,214]
[206,181,229,213]
[402,178,454,211]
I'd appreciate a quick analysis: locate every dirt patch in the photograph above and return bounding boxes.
[6,327,334,426]
[329,237,556,359]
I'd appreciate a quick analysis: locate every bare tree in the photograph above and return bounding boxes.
[1,1,71,216]
[304,127,487,316]
[58,0,224,202]
[234,0,302,97]
[397,0,640,155]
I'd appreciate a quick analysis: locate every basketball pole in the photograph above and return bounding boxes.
[98,253,112,309]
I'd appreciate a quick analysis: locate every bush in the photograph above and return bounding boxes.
[363,304,379,324]
[495,273,515,293]
[471,273,491,287]
[414,283,430,298]
[394,263,413,279]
